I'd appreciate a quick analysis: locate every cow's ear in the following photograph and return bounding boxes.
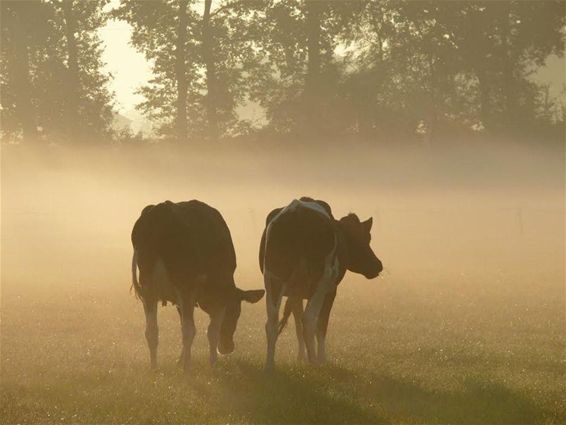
[363,217,373,232]
[239,289,265,304]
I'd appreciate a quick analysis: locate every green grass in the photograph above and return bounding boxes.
[2,271,564,425]
[2,135,564,424]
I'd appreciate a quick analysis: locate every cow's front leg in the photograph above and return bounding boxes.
[178,291,196,373]
[143,297,159,370]
[290,298,306,362]
[207,307,225,366]
[316,289,336,364]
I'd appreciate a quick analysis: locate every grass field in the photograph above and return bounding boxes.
[1,144,564,424]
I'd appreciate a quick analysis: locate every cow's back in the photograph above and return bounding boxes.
[174,200,236,274]
[261,199,336,294]
[132,200,236,286]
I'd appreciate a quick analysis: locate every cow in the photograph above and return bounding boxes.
[131,200,265,372]
[259,197,383,370]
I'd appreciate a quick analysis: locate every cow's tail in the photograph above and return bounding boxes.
[277,297,294,335]
[131,249,142,299]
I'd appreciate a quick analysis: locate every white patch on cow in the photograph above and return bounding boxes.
[270,199,331,228]
[297,199,332,219]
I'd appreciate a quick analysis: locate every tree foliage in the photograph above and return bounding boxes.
[2,0,564,144]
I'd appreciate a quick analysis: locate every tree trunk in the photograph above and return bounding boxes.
[62,0,81,141]
[175,0,189,142]
[304,0,322,136]
[6,3,37,142]
[427,57,438,146]
[477,69,492,132]
[500,1,515,131]
[202,0,219,141]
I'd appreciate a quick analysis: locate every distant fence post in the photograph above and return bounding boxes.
[374,208,381,231]
[516,207,524,235]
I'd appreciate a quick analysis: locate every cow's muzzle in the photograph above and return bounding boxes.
[218,340,234,355]
[364,259,383,279]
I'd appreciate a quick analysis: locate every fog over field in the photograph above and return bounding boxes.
[1,142,564,424]
[2,0,565,421]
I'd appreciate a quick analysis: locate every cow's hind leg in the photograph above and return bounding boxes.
[176,306,185,367]
[143,296,159,370]
[303,273,335,364]
[178,290,197,373]
[316,289,336,364]
[265,273,285,371]
[207,307,225,366]
[291,298,306,362]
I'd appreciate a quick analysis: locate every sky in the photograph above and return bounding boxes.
[98,18,151,115]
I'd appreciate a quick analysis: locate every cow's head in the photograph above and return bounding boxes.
[218,288,265,354]
[339,214,382,279]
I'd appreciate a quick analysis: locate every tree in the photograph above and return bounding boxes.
[1,1,51,142]
[1,0,114,143]
[338,0,565,140]
[114,0,262,141]
[56,0,115,141]
[244,0,354,138]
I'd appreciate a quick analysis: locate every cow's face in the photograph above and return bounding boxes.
[218,288,265,354]
[339,214,383,279]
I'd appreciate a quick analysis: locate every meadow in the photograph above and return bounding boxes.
[1,142,564,424]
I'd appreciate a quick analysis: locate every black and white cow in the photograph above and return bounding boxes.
[131,200,265,372]
[259,197,382,369]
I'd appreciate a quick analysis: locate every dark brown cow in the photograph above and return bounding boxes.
[259,197,382,369]
[131,200,264,372]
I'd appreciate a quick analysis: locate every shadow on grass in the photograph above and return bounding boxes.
[362,373,555,424]
[204,359,390,425]
[202,360,557,425]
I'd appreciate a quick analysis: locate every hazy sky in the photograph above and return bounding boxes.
[98,18,151,114]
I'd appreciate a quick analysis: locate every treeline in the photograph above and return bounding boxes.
[1,0,564,145]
